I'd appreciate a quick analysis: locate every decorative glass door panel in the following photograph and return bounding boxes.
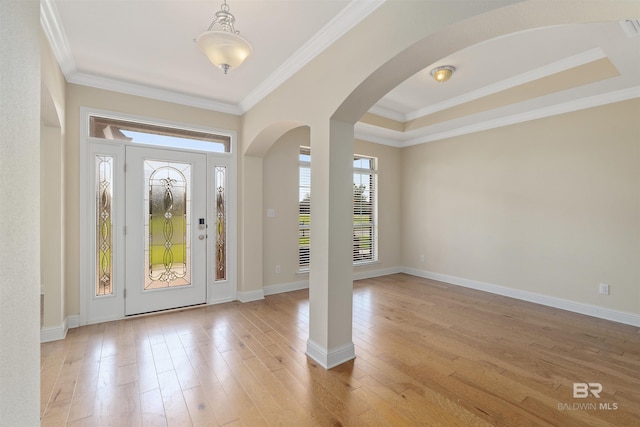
[125,146,206,315]
[145,161,191,289]
[214,166,226,281]
[96,155,114,296]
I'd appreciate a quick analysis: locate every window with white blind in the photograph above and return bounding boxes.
[299,147,311,270]
[298,147,378,271]
[352,155,377,264]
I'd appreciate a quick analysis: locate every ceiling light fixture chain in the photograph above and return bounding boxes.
[207,0,240,34]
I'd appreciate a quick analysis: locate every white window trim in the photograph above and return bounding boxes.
[298,148,379,272]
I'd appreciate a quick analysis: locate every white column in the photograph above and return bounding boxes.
[0,0,41,425]
[306,119,355,369]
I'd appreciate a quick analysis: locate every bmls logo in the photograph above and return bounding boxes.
[558,382,618,411]
[573,382,602,398]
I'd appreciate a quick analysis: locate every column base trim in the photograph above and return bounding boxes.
[306,339,355,369]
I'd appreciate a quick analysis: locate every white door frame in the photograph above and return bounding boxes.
[79,107,237,325]
[124,146,207,315]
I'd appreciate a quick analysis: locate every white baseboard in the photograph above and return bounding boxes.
[236,289,265,303]
[261,266,403,298]
[306,339,355,369]
[40,314,82,342]
[264,280,309,296]
[67,315,80,328]
[402,267,640,327]
[208,296,236,305]
[353,266,402,281]
[40,318,68,343]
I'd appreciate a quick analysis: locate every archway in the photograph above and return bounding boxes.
[238,121,309,301]
[240,0,638,368]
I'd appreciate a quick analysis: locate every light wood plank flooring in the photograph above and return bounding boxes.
[41,274,640,426]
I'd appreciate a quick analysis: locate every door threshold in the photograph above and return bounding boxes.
[125,302,207,318]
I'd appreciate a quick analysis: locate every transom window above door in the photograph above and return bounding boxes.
[89,115,231,153]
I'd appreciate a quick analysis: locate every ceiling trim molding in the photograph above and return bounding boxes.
[403,86,640,147]
[69,73,243,115]
[40,0,76,77]
[239,0,386,112]
[357,87,640,147]
[370,48,608,123]
[366,105,406,122]
[354,123,403,148]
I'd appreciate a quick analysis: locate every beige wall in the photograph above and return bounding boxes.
[41,125,65,329]
[64,84,241,317]
[262,127,402,287]
[40,30,67,331]
[401,99,640,315]
[262,127,307,286]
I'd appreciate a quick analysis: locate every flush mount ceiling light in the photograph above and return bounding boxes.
[430,65,456,83]
[196,0,252,75]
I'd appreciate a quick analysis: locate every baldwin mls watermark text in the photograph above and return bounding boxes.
[557,383,619,411]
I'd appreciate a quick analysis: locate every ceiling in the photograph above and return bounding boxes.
[42,0,640,147]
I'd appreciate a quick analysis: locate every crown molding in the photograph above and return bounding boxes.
[367,105,406,122]
[354,123,404,147]
[239,0,386,112]
[69,72,243,115]
[355,87,640,147]
[402,86,640,147]
[40,0,75,77]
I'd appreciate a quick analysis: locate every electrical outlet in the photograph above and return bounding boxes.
[275,265,281,274]
[599,283,610,295]
[419,254,425,263]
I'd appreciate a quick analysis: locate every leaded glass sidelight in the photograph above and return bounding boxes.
[144,160,191,289]
[215,166,227,281]
[96,155,114,296]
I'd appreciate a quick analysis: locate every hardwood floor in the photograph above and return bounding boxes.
[41,273,640,426]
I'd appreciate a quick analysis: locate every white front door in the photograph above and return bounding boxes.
[124,146,207,315]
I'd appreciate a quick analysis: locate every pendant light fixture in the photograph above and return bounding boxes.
[196,0,252,74]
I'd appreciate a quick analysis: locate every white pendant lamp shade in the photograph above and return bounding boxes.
[196,1,252,74]
[196,30,252,74]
